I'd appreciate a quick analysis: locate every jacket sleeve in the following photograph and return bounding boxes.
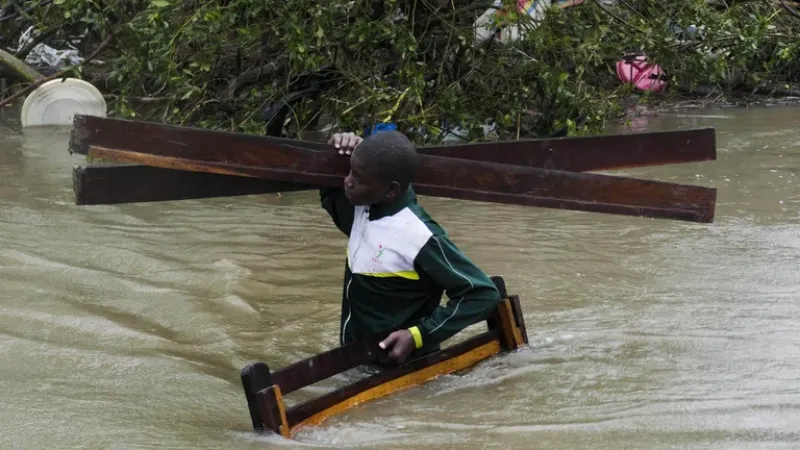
[320,188,354,236]
[409,234,502,348]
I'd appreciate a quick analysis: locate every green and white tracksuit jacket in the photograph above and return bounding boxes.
[320,185,502,356]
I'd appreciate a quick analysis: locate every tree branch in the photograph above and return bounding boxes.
[592,0,630,27]
[780,0,800,19]
[224,58,287,100]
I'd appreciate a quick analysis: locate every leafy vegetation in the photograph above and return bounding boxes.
[2,0,800,142]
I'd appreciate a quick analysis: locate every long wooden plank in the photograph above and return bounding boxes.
[284,329,501,429]
[72,164,313,205]
[68,116,715,205]
[69,115,715,171]
[85,143,716,223]
[420,127,716,172]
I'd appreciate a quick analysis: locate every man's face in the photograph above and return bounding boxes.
[344,151,388,206]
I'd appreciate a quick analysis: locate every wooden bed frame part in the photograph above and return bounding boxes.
[240,275,529,438]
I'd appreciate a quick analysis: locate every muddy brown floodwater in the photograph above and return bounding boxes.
[1,106,799,449]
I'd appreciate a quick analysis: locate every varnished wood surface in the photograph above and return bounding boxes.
[85,144,716,223]
[288,339,504,436]
[69,115,716,206]
[69,115,716,172]
[418,127,716,172]
[284,330,501,427]
[509,296,529,345]
[260,386,290,438]
[496,300,522,350]
[72,164,312,205]
[240,362,274,432]
[272,340,383,396]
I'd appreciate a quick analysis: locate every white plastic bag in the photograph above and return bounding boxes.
[474,0,552,45]
[17,26,84,70]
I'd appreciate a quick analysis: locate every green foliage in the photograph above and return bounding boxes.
[3,0,800,142]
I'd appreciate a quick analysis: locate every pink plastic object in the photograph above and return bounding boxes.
[616,55,667,92]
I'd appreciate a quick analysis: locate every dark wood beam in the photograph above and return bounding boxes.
[68,115,716,206]
[84,141,716,223]
[72,164,313,205]
[69,115,716,171]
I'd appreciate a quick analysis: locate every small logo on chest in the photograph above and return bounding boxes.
[372,245,386,264]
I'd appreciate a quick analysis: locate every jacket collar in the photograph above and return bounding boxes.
[368,186,416,220]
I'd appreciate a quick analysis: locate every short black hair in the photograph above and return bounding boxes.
[354,130,419,188]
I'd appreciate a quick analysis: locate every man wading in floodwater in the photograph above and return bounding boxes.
[320,129,503,366]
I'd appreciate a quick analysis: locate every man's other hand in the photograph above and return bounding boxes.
[379,329,415,364]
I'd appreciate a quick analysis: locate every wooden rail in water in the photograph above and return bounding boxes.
[241,276,528,438]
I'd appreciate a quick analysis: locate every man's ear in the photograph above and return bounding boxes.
[385,181,401,200]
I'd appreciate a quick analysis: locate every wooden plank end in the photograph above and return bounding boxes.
[486,275,507,333]
[241,362,274,432]
[509,295,529,345]
[489,275,507,298]
[257,385,289,436]
[495,300,518,351]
